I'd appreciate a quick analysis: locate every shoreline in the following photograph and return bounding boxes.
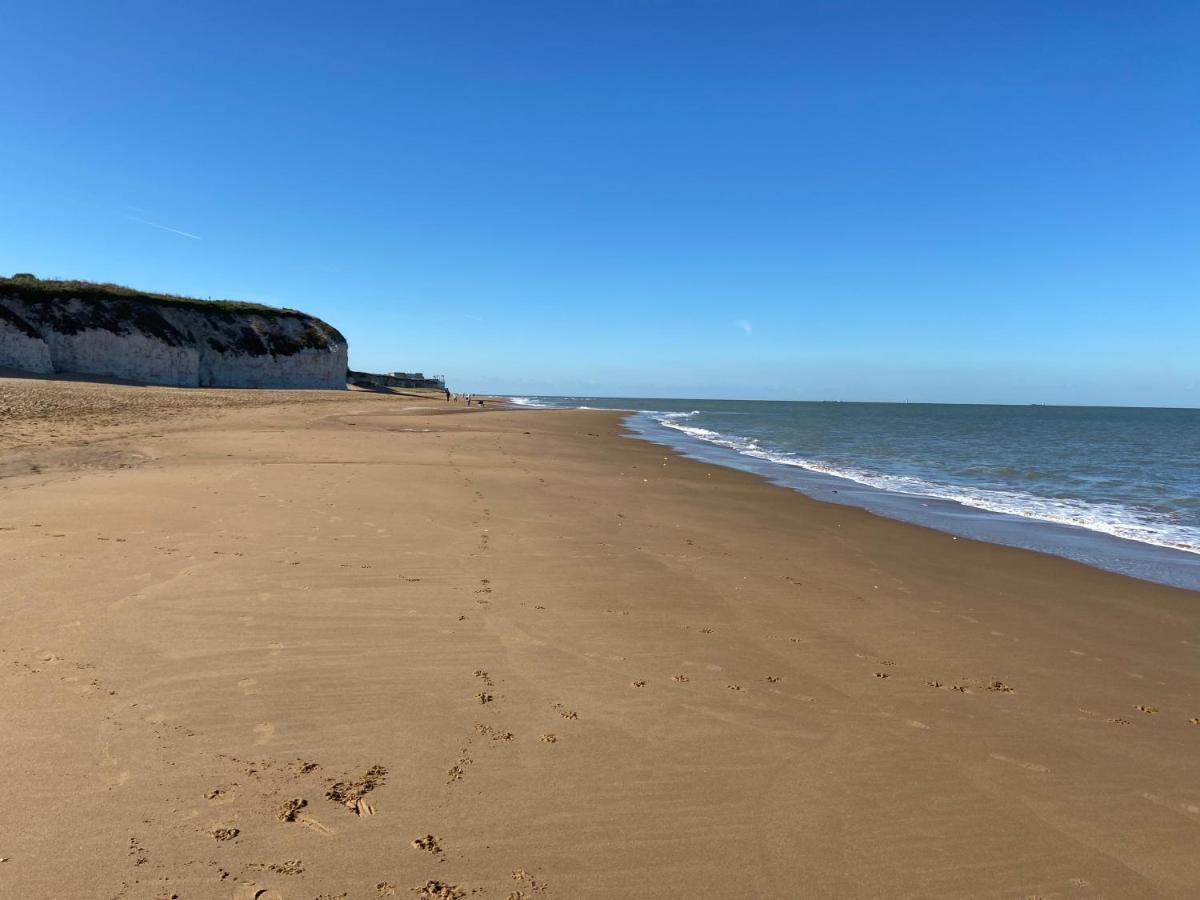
[515,397,1200,592]
[2,379,1198,897]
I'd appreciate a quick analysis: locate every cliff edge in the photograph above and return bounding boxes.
[0,275,347,389]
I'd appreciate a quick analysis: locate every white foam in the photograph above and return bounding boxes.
[650,411,1200,556]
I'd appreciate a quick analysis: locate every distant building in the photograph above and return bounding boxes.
[349,369,446,390]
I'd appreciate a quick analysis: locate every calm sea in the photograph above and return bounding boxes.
[510,396,1200,591]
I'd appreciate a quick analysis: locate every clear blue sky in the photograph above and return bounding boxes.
[2,1,1197,405]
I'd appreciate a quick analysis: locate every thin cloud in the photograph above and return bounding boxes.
[120,213,201,241]
[735,319,753,336]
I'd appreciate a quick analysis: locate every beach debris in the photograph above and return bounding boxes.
[325,764,387,812]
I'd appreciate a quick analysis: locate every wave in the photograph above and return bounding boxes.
[650,412,1200,556]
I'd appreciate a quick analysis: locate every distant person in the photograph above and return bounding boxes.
[445,388,451,402]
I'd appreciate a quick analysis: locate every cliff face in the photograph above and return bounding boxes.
[0,278,347,389]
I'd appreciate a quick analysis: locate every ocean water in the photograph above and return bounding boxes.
[509,396,1200,591]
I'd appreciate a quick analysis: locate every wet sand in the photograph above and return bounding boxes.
[1,377,1198,899]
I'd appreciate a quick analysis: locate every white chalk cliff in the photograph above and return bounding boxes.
[0,277,347,389]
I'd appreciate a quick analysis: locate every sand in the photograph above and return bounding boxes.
[1,376,1197,899]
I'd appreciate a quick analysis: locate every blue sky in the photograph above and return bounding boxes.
[2,1,1197,405]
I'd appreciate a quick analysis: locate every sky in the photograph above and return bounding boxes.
[1,1,1198,405]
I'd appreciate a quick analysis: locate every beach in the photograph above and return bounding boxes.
[1,377,1198,899]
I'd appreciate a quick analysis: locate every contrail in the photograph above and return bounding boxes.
[120,213,201,240]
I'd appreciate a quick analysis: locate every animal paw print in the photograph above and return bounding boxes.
[411,834,442,853]
[672,674,690,683]
[1134,705,1159,715]
[630,680,646,688]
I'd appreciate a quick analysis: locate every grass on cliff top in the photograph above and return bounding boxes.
[1,274,303,316]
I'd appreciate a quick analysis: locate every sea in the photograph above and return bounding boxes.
[509,396,1200,592]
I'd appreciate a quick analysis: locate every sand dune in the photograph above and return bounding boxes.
[1,377,1197,898]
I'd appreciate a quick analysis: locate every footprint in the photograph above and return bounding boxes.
[239,678,259,696]
[253,722,275,745]
[411,834,443,853]
[296,813,335,836]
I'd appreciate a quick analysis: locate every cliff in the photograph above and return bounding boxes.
[0,276,347,389]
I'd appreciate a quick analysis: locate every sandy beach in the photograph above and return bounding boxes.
[1,376,1198,900]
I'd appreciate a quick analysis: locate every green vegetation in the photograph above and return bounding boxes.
[0,274,304,317]
[0,274,344,355]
